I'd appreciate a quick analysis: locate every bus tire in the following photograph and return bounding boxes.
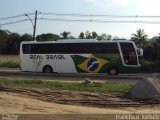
[108,67,118,75]
[43,65,53,73]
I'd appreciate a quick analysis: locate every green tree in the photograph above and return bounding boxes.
[112,36,122,40]
[36,33,59,41]
[85,31,92,39]
[102,33,108,40]
[99,33,112,40]
[6,33,21,54]
[0,29,9,54]
[68,36,76,39]
[152,34,160,60]
[79,32,85,39]
[106,35,112,40]
[92,31,98,39]
[60,31,71,39]
[131,29,148,47]
[21,33,33,41]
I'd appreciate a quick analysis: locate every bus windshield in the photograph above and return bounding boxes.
[120,42,138,65]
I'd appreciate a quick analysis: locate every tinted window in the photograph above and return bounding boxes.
[22,43,119,54]
[120,43,137,65]
[22,44,31,54]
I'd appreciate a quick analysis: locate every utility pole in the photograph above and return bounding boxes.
[33,10,37,41]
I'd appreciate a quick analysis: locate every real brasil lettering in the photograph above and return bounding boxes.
[30,55,66,60]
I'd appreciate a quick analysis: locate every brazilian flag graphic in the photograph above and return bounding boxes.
[71,55,109,73]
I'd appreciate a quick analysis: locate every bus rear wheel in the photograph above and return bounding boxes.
[108,67,118,75]
[43,65,53,73]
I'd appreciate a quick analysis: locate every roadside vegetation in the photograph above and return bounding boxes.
[141,59,160,73]
[0,55,19,68]
[0,78,133,96]
[0,61,19,68]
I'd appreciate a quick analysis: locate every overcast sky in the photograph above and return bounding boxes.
[1,0,160,38]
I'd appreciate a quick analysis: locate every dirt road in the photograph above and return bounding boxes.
[0,92,160,114]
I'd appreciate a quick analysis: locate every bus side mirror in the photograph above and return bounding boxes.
[137,48,143,56]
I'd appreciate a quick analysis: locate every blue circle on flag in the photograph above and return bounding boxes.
[87,58,99,71]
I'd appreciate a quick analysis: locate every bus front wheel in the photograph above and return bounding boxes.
[43,65,53,73]
[108,67,118,75]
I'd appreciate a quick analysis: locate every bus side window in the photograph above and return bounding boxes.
[22,44,31,54]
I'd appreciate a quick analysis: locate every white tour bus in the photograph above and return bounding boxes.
[20,39,143,75]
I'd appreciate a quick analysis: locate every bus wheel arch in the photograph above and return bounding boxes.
[43,65,53,73]
[107,66,119,75]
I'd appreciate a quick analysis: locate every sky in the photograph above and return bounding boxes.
[1,0,160,39]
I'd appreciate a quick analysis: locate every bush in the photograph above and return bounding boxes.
[141,59,160,73]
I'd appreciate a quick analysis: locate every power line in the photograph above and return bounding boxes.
[0,19,33,26]
[2,18,160,26]
[1,11,160,23]
[2,12,160,27]
[40,17,160,24]
[0,13,34,21]
[39,12,160,18]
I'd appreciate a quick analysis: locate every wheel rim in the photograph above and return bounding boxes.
[44,66,52,73]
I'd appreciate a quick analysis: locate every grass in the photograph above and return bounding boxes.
[0,61,19,68]
[0,55,19,67]
[0,78,133,96]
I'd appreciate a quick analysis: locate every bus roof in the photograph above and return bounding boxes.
[21,39,134,44]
